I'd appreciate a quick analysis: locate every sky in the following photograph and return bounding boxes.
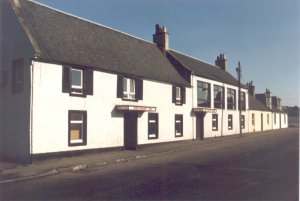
[36,0,300,106]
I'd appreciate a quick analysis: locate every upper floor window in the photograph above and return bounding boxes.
[123,78,136,100]
[62,66,93,97]
[197,81,210,107]
[214,85,224,109]
[172,86,185,105]
[227,88,236,110]
[11,58,24,94]
[117,75,143,101]
[239,91,246,111]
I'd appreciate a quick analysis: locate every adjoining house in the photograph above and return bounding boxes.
[0,0,288,162]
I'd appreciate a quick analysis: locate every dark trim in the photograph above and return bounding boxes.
[172,85,185,105]
[212,114,218,131]
[31,146,123,163]
[228,114,233,130]
[117,75,143,102]
[148,113,159,139]
[11,58,24,94]
[175,114,183,137]
[68,110,87,147]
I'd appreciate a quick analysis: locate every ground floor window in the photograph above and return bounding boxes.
[274,114,277,124]
[148,113,159,139]
[267,114,270,125]
[69,110,87,146]
[175,114,183,137]
[228,115,233,130]
[241,115,245,129]
[252,113,255,126]
[212,114,218,131]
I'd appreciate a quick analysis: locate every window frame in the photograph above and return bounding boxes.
[241,115,245,129]
[252,113,255,126]
[123,77,136,100]
[228,114,233,130]
[70,68,84,95]
[212,114,218,131]
[148,113,159,139]
[227,88,236,110]
[68,110,87,146]
[197,81,211,108]
[239,92,246,111]
[213,85,224,109]
[175,114,183,137]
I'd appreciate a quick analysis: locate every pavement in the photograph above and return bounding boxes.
[0,128,294,184]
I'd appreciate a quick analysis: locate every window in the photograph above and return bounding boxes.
[148,113,158,139]
[212,114,218,131]
[62,66,93,96]
[172,86,185,105]
[69,111,87,146]
[117,75,143,101]
[239,92,246,111]
[11,58,24,93]
[197,81,211,107]
[227,88,236,110]
[123,78,136,100]
[214,85,224,109]
[274,114,276,124]
[228,115,233,130]
[175,114,183,137]
[252,113,255,126]
[267,114,270,125]
[241,115,245,129]
[284,114,286,124]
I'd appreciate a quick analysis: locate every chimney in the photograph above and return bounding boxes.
[247,81,255,96]
[215,53,228,71]
[153,24,169,50]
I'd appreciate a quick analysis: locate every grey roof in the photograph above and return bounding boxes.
[169,50,245,88]
[248,95,271,112]
[12,0,189,86]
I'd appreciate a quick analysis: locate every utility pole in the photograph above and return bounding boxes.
[236,62,242,137]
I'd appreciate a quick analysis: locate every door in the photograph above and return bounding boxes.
[261,113,263,131]
[124,112,138,150]
[196,114,205,140]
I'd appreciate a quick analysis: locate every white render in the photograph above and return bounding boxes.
[248,111,273,133]
[31,61,193,154]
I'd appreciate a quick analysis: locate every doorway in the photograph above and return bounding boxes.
[196,113,205,140]
[124,112,138,150]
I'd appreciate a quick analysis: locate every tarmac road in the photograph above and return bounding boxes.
[0,128,298,200]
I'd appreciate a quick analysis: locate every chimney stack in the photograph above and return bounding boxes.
[247,81,255,96]
[215,53,228,71]
[153,24,169,50]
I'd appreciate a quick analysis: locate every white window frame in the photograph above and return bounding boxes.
[71,68,83,94]
[228,115,233,130]
[175,87,181,104]
[123,78,136,100]
[70,114,84,144]
[148,120,157,138]
[212,114,218,131]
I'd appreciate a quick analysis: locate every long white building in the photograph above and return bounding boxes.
[0,0,288,162]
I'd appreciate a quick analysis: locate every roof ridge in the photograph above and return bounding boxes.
[28,0,157,47]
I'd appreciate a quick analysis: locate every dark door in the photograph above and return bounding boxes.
[261,113,263,131]
[124,112,138,150]
[196,114,205,140]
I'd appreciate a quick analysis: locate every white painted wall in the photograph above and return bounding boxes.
[248,111,273,133]
[191,76,249,138]
[31,61,193,154]
[0,1,35,162]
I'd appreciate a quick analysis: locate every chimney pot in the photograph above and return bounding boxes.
[153,24,169,50]
[215,53,228,71]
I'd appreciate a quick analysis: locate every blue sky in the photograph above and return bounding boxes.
[36,0,300,106]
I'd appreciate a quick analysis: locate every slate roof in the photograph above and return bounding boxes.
[12,0,190,86]
[169,50,245,88]
[248,95,271,112]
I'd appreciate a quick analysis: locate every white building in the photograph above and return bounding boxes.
[0,0,288,162]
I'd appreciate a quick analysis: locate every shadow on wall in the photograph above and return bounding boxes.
[111,107,123,118]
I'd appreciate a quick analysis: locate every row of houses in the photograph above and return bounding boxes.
[0,0,288,162]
